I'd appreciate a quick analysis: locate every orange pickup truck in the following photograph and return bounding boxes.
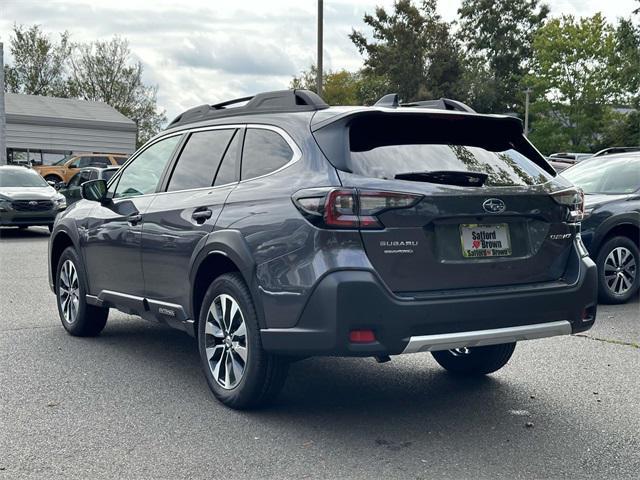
[33,153,128,184]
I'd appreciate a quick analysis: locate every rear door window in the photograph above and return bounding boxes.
[241,129,293,181]
[214,130,241,186]
[167,129,236,192]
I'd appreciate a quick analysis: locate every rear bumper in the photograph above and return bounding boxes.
[260,251,597,356]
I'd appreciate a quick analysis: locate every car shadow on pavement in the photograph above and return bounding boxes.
[0,226,50,239]
[55,315,635,478]
[89,317,532,420]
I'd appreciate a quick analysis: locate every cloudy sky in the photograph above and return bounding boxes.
[1,0,637,122]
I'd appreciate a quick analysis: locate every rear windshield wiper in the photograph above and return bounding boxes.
[394,170,488,187]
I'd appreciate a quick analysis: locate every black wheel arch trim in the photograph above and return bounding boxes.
[188,229,266,328]
[48,222,83,293]
[591,214,640,254]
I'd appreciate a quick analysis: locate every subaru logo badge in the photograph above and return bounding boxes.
[482,198,506,213]
[28,201,38,206]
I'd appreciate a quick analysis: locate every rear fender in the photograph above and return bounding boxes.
[189,229,265,327]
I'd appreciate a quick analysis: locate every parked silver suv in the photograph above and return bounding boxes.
[0,166,66,232]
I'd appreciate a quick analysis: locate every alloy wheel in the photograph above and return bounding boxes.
[604,247,637,295]
[59,259,80,324]
[204,294,248,390]
[449,347,470,356]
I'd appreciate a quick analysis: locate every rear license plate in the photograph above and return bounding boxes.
[460,224,512,258]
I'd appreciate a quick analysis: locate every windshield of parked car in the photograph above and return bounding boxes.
[0,169,49,188]
[562,156,640,194]
[52,155,74,166]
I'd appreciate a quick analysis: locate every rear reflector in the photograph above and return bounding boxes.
[349,329,376,343]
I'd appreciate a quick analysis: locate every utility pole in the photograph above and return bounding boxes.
[524,87,532,138]
[0,42,6,165]
[316,0,323,97]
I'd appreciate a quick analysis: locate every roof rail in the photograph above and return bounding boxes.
[168,89,329,128]
[373,93,476,113]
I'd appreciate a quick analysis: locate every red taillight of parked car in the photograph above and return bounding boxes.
[292,188,422,229]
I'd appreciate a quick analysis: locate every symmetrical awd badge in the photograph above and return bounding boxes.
[482,198,506,213]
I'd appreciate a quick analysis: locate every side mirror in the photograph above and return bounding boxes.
[81,179,108,203]
[54,182,65,190]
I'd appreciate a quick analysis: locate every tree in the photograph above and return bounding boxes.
[291,65,388,106]
[457,0,549,113]
[291,65,360,105]
[68,37,166,146]
[3,24,71,96]
[611,19,640,107]
[526,14,619,153]
[349,0,467,102]
[602,18,640,147]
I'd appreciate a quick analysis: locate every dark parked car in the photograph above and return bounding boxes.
[58,166,120,205]
[48,90,597,409]
[562,154,640,303]
[0,166,66,232]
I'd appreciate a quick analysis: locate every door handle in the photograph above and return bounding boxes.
[192,209,213,223]
[127,213,142,225]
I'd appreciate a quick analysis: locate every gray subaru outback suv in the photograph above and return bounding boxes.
[48,90,597,409]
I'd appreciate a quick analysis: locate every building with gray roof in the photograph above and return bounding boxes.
[4,93,136,165]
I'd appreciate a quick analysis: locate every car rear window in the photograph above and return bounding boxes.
[345,113,553,187]
[351,145,551,187]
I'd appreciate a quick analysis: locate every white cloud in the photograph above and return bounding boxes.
[1,0,636,121]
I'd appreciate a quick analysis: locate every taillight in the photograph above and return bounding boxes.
[292,188,422,229]
[551,188,584,223]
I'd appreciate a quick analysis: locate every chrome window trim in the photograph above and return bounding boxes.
[112,123,302,198]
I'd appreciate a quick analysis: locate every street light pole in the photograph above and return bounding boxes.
[316,0,323,97]
[0,42,7,165]
[524,87,532,138]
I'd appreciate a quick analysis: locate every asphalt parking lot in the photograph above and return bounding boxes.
[1,227,638,479]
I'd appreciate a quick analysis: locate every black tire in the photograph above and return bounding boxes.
[596,236,639,304]
[431,342,516,375]
[198,272,288,409]
[55,246,108,336]
[44,174,62,184]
